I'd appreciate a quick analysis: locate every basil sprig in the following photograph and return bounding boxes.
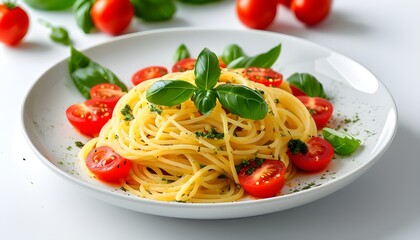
[220,44,246,65]
[227,44,281,69]
[73,0,94,34]
[68,47,128,99]
[146,48,268,120]
[131,0,176,22]
[322,128,361,156]
[173,43,191,63]
[287,73,327,98]
[39,19,72,46]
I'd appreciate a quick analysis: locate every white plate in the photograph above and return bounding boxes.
[22,28,398,219]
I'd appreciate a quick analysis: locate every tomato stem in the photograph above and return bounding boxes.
[3,1,17,9]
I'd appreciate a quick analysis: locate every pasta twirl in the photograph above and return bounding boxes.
[79,69,317,203]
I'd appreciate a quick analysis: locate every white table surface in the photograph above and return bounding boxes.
[1,0,419,239]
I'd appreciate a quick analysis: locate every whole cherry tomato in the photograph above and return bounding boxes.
[236,0,278,30]
[291,0,332,26]
[90,0,134,35]
[0,2,29,46]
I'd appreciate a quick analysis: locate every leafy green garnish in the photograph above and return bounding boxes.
[287,73,327,99]
[68,46,127,99]
[73,0,95,34]
[130,0,176,22]
[227,44,282,69]
[195,128,224,139]
[39,19,72,46]
[287,139,308,155]
[121,104,134,121]
[173,43,191,63]
[220,44,246,65]
[146,48,269,120]
[322,128,361,155]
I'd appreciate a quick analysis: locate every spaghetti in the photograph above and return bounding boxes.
[79,69,317,203]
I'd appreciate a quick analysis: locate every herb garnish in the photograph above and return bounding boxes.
[146,48,268,120]
[287,139,308,155]
[121,104,134,121]
[195,128,224,140]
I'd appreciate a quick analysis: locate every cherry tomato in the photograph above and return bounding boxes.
[132,66,168,86]
[289,85,306,96]
[278,0,292,7]
[236,0,278,30]
[66,99,112,137]
[297,96,333,129]
[86,146,131,182]
[90,0,134,35]
[90,83,125,109]
[238,159,287,198]
[291,0,332,26]
[287,137,334,172]
[0,3,29,46]
[172,58,196,72]
[243,67,283,87]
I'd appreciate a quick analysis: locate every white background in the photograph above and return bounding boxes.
[1,0,419,239]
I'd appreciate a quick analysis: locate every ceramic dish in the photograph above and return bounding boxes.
[22,28,397,219]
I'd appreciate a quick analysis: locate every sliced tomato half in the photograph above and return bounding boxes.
[132,66,168,86]
[242,67,283,87]
[297,96,333,129]
[172,58,196,72]
[86,146,131,182]
[90,83,125,109]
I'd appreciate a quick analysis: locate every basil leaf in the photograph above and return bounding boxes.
[146,80,197,107]
[73,0,94,34]
[192,90,217,115]
[131,0,176,22]
[322,128,361,155]
[227,44,281,69]
[194,48,221,90]
[287,73,327,98]
[39,19,72,46]
[68,47,127,99]
[220,44,246,65]
[173,43,190,63]
[215,84,268,120]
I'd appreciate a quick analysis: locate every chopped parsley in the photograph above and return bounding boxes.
[75,141,84,148]
[287,139,308,155]
[121,104,134,121]
[148,104,162,115]
[195,128,224,140]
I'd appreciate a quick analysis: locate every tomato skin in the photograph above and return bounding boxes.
[291,0,332,26]
[0,4,29,46]
[297,96,333,129]
[172,58,196,72]
[236,0,277,30]
[287,137,334,172]
[243,67,283,87]
[238,160,287,198]
[290,85,307,96]
[90,0,134,35]
[86,146,131,182]
[278,0,292,7]
[66,100,112,137]
[90,83,124,109]
[132,66,168,86]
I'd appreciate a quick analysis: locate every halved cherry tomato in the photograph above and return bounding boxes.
[0,3,29,46]
[287,137,334,172]
[236,0,278,30]
[66,99,112,137]
[238,159,287,198]
[172,58,196,72]
[86,146,131,182]
[291,0,332,26]
[290,85,307,96]
[90,83,125,109]
[243,67,283,87]
[132,66,168,86]
[297,96,333,128]
[90,0,134,35]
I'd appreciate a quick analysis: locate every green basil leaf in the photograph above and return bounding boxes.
[173,43,191,63]
[220,44,246,65]
[146,80,197,107]
[287,73,327,98]
[73,0,94,34]
[68,47,127,99]
[227,44,281,69]
[215,84,268,120]
[131,0,176,21]
[192,90,217,115]
[322,128,361,155]
[194,48,221,90]
[39,19,72,46]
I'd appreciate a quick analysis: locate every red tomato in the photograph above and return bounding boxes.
[86,146,131,182]
[238,159,287,198]
[172,58,196,72]
[291,0,332,26]
[0,3,29,46]
[90,0,134,35]
[66,99,112,137]
[236,0,278,30]
[243,67,283,87]
[297,96,333,128]
[287,137,334,172]
[132,66,168,86]
[278,0,292,7]
[289,85,306,96]
[90,83,125,109]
